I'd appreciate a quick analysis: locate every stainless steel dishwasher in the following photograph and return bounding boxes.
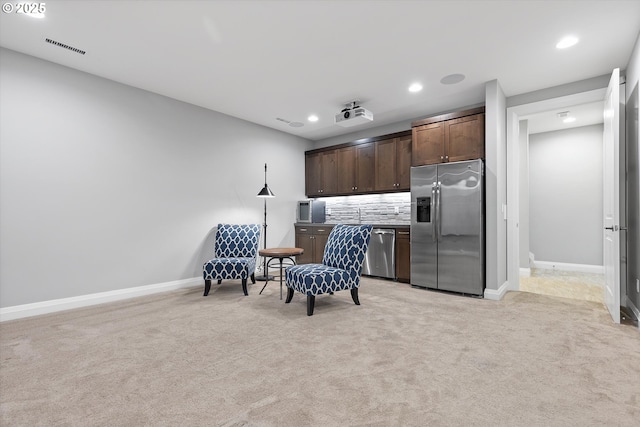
[362,228,396,279]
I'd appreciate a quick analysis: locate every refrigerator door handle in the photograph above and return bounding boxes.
[431,182,437,242]
[436,181,442,242]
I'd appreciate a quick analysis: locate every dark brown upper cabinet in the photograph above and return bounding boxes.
[412,107,485,166]
[375,135,412,191]
[336,143,375,194]
[304,130,415,197]
[305,150,337,196]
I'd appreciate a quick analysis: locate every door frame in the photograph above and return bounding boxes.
[505,88,607,292]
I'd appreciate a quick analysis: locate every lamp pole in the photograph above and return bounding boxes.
[256,163,274,281]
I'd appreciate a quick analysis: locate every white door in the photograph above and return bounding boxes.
[603,68,621,324]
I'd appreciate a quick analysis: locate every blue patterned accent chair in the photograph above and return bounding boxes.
[202,224,261,296]
[285,224,373,316]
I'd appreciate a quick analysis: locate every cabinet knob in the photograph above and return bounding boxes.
[445,156,449,160]
[355,186,358,190]
[441,156,444,160]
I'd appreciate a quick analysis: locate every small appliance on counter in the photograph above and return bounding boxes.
[296,200,326,223]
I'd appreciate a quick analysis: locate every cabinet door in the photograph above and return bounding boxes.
[375,138,397,191]
[313,227,332,263]
[356,143,375,192]
[412,122,445,166]
[395,229,411,283]
[445,113,484,162]
[395,135,412,189]
[295,227,314,265]
[320,151,338,195]
[305,153,322,196]
[337,146,357,194]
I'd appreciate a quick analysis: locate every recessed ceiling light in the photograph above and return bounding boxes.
[563,117,576,124]
[308,115,319,122]
[556,35,579,49]
[408,83,423,93]
[440,74,465,85]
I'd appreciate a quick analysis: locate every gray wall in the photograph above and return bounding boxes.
[0,48,311,307]
[528,125,604,266]
[625,32,640,312]
[519,120,530,268]
[485,80,508,291]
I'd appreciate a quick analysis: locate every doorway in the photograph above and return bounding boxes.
[518,106,605,304]
[505,87,608,301]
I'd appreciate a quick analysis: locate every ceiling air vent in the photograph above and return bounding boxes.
[45,38,86,55]
[276,117,304,128]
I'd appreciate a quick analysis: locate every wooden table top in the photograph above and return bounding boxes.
[259,247,304,257]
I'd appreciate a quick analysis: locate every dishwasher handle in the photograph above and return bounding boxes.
[373,229,396,235]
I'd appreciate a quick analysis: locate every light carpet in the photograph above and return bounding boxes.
[1,277,639,426]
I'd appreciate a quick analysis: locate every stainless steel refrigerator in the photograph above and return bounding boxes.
[410,159,485,296]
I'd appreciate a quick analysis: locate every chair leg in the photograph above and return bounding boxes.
[250,273,256,284]
[204,280,212,296]
[285,287,294,303]
[241,279,248,296]
[307,295,315,316]
[351,288,360,305]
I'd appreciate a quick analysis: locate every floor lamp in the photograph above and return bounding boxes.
[256,163,275,281]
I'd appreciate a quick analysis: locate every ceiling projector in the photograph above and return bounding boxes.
[335,101,373,127]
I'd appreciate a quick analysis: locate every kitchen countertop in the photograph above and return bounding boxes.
[295,223,409,228]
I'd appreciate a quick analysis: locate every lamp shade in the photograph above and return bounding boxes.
[257,185,275,198]
[257,163,275,198]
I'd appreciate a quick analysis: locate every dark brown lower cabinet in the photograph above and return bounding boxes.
[396,228,410,283]
[294,225,334,264]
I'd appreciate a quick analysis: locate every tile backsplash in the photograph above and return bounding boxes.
[323,192,410,225]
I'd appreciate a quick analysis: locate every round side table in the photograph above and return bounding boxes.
[258,247,304,299]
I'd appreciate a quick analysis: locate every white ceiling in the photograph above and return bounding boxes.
[1,1,638,141]
[523,100,605,135]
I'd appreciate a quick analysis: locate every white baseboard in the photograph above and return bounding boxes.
[531,261,604,275]
[484,281,509,301]
[0,277,202,322]
[520,268,531,277]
